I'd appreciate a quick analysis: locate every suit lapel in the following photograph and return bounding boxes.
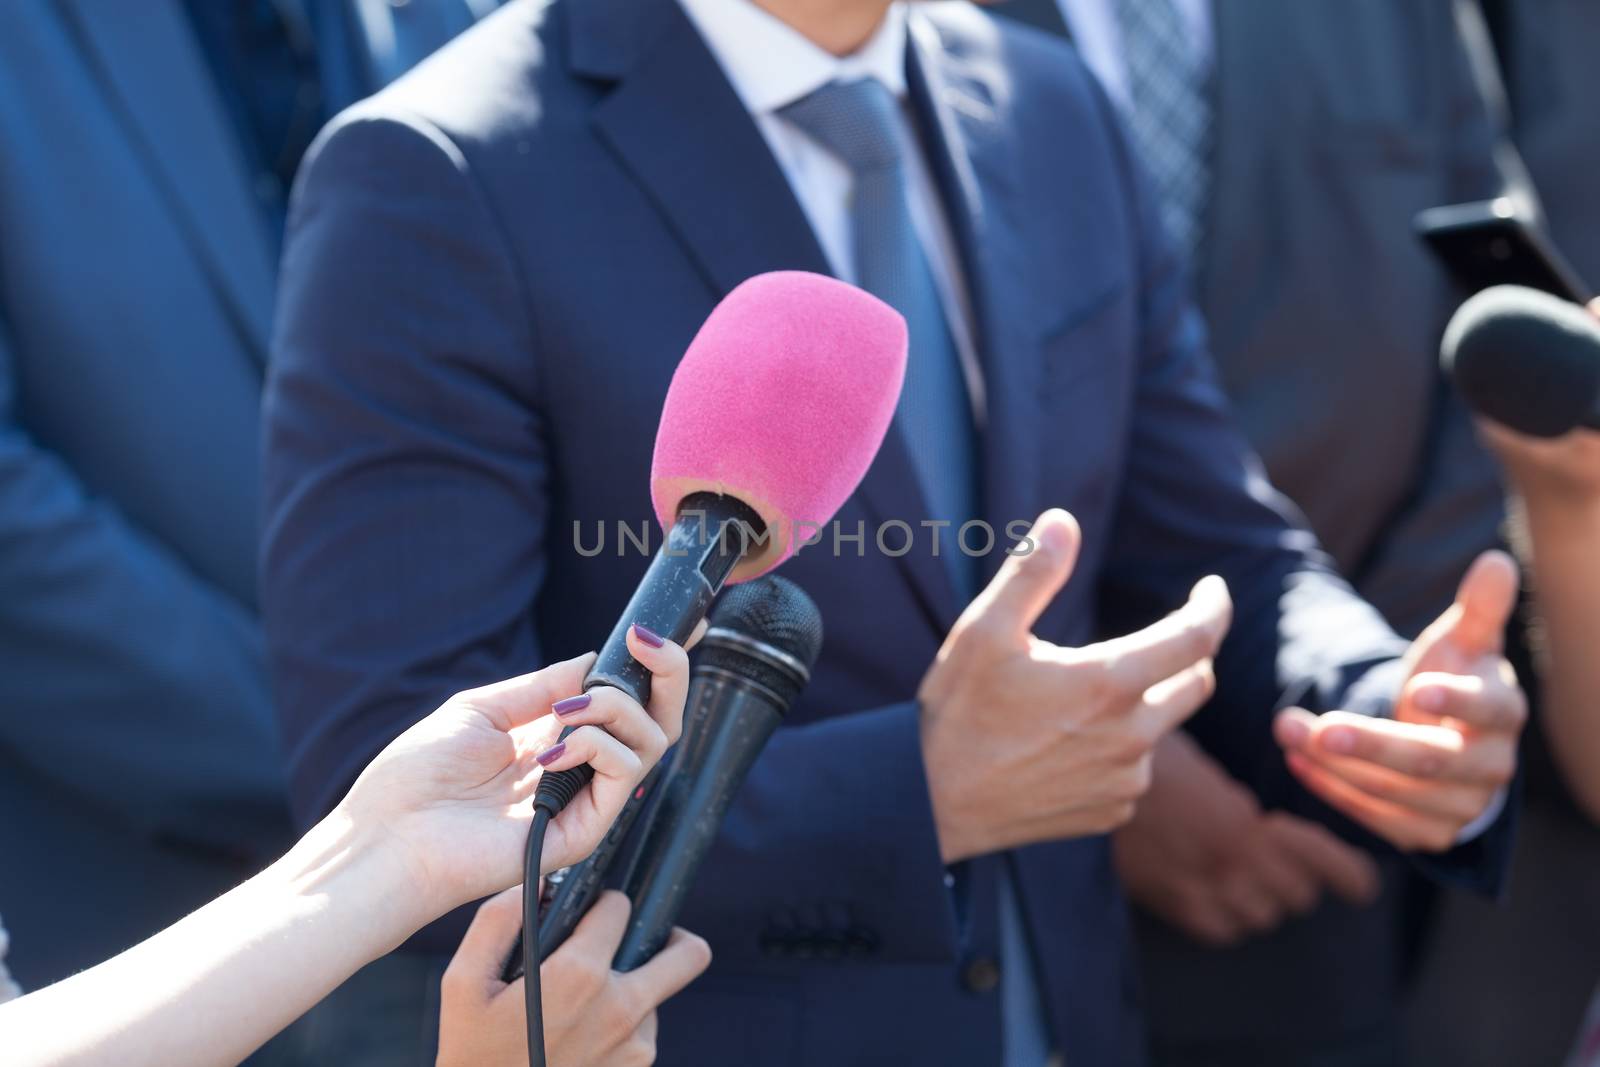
[584,9,830,298]
[907,13,1043,595]
[59,0,277,365]
[581,0,971,631]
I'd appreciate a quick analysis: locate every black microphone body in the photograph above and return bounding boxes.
[511,490,764,977]
[1442,284,1600,437]
[613,577,823,971]
[577,491,764,704]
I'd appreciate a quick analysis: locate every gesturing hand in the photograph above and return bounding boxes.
[337,626,694,920]
[1114,733,1379,946]
[1273,551,1526,852]
[919,509,1234,863]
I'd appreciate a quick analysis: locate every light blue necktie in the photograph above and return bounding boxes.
[781,79,1053,1067]
[780,78,979,596]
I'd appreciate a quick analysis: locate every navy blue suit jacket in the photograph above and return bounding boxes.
[262,2,1513,1062]
[0,0,493,990]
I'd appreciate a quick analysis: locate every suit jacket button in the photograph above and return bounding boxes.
[845,927,879,957]
[963,956,1001,994]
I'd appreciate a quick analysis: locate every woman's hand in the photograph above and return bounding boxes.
[437,888,712,1067]
[1480,419,1600,506]
[336,625,695,920]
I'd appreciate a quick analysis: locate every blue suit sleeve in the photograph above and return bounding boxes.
[262,109,552,827]
[263,112,963,957]
[0,316,286,854]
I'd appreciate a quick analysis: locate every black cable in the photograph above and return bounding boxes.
[523,806,552,1067]
[524,759,591,1067]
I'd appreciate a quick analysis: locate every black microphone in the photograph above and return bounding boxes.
[611,575,823,971]
[535,491,763,801]
[509,491,760,982]
[514,272,907,989]
[1442,284,1600,437]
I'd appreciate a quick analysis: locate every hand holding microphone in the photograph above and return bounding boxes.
[439,889,709,1067]
[1443,285,1600,826]
[518,271,907,1062]
[0,650,697,1067]
[340,631,695,919]
[1443,286,1600,503]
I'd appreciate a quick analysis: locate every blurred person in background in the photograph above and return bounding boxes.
[1479,0,1600,285]
[1400,3,1600,1062]
[995,1,1528,1064]
[0,0,495,1058]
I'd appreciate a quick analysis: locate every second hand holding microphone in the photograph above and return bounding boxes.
[520,271,907,1066]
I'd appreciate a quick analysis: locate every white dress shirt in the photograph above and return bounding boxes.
[676,0,986,422]
[0,913,20,1003]
[678,4,1054,1062]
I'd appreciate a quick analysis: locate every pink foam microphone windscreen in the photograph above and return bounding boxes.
[651,271,908,582]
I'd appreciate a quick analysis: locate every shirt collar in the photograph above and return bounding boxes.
[678,0,909,117]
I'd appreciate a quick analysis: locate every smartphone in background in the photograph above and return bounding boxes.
[1415,197,1591,304]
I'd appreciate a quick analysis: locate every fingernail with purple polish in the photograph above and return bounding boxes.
[552,694,591,717]
[632,623,665,648]
[536,742,567,767]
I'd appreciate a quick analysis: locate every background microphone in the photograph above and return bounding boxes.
[524,270,907,971]
[1442,284,1600,437]
[612,575,824,971]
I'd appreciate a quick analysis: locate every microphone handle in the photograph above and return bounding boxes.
[612,669,784,971]
[530,492,763,961]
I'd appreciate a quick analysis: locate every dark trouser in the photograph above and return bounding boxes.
[1147,1027,1402,1067]
[1135,857,1409,1067]
[1404,797,1600,1067]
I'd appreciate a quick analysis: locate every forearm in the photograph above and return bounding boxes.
[1517,493,1600,822]
[0,813,427,1067]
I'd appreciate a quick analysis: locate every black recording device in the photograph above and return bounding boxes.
[1415,197,1591,304]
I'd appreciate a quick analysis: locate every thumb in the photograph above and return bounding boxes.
[964,509,1081,639]
[1429,550,1519,661]
[444,886,527,990]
